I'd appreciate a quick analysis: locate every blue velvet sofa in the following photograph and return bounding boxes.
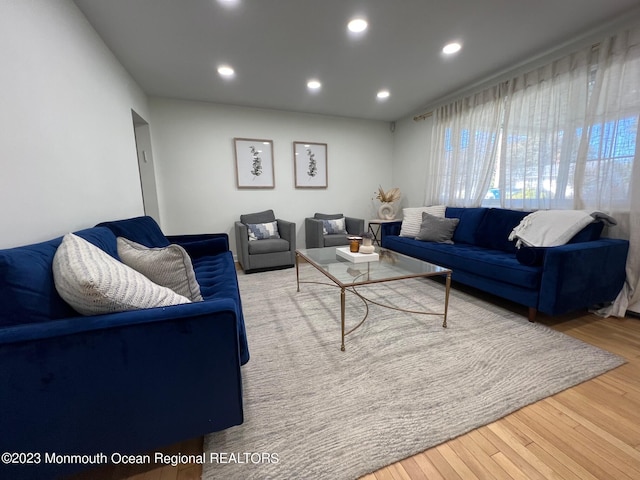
[0,216,249,479]
[381,207,629,321]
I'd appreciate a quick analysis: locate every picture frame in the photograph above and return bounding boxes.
[294,141,328,188]
[234,138,275,188]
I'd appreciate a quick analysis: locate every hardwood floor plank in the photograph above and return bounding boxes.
[505,410,600,480]
[545,396,640,464]
[435,443,480,480]
[398,457,431,480]
[423,448,464,480]
[518,403,637,480]
[405,453,445,480]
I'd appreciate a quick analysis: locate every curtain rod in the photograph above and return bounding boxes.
[413,111,432,122]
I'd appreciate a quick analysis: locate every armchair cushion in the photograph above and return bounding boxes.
[53,233,190,316]
[248,238,291,255]
[246,221,280,241]
[116,237,203,301]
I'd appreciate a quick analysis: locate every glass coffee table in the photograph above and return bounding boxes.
[295,246,452,351]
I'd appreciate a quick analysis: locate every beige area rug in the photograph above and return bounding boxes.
[202,265,624,480]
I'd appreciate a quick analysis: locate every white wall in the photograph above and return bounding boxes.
[148,98,393,254]
[0,0,149,248]
[390,116,433,209]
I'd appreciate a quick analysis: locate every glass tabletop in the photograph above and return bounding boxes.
[296,246,451,288]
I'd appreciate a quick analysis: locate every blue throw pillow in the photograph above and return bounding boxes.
[322,217,347,235]
[516,246,548,266]
[247,221,280,241]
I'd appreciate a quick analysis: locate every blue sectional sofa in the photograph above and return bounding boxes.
[0,216,249,479]
[381,207,629,321]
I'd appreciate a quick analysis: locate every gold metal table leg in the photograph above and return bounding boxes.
[341,287,346,351]
[443,273,451,328]
[295,253,300,292]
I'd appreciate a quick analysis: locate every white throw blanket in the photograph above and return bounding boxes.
[508,210,594,248]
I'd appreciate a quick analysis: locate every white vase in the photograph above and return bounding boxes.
[378,202,396,220]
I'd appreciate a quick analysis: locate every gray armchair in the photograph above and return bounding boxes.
[235,209,296,273]
[305,213,365,248]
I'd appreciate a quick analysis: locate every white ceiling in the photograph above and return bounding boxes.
[73,0,640,122]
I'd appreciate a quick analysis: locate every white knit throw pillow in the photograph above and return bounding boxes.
[53,233,190,315]
[399,205,446,237]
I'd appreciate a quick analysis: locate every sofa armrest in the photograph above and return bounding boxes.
[234,221,250,268]
[305,218,324,248]
[277,219,296,250]
[0,300,245,475]
[538,238,629,315]
[380,221,403,246]
[167,233,230,257]
[345,217,365,236]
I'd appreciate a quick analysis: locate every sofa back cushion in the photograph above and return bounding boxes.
[475,208,530,253]
[568,221,604,243]
[96,216,170,248]
[0,227,119,327]
[445,207,488,245]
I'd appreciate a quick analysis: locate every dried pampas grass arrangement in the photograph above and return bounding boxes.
[375,185,401,203]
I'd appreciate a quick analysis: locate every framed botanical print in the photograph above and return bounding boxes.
[234,138,275,188]
[293,141,327,188]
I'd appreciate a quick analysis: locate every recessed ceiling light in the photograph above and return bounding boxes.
[217,65,235,77]
[377,90,390,99]
[347,18,368,33]
[217,0,240,7]
[307,79,321,90]
[442,42,462,55]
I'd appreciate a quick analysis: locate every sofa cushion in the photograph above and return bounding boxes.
[445,207,488,245]
[399,205,446,237]
[383,236,541,289]
[415,213,459,244]
[475,208,529,253]
[96,216,170,248]
[246,221,280,241]
[568,221,604,243]
[53,233,190,316]
[117,237,203,301]
[0,227,120,326]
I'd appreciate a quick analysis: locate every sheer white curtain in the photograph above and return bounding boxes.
[424,84,506,207]
[579,27,640,316]
[500,48,591,210]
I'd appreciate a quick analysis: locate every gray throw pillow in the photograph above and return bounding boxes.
[246,221,280,241]
[117,237,203,301]
[415,213,460,243]
[53,233,191,316]
[322,217,347,235]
